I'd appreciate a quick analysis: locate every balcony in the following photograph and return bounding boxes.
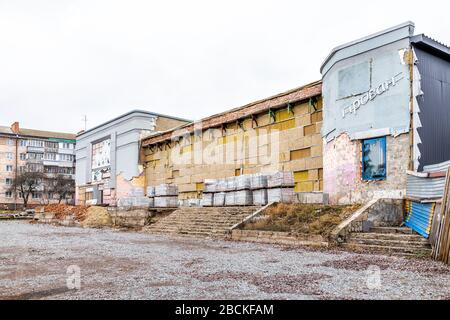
[43,160,74,168]
[58,148,75,155]
[45,173,75,180]
[27,146,44,153]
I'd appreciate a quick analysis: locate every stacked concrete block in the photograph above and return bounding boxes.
[226,177,237,191]
[200,193,214,207]
[155,196,179,208]
[216,179,227,192]
[155,184,178,197]
[250,173,268,190]
[214,192,226,207]
[268,187,295,203]
[203,179,217,193]
[234,190,253,206]
[252,189,268,206]
[267,172,295,188]
[236,174,252,190]
[154,184,179,208]
[225,191,236,206]
[146,186,155,197]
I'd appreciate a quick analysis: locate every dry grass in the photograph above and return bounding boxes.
[243,203,360,237]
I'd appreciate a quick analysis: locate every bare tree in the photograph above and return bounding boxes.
[49,174,75,204]
[9,171,46,208]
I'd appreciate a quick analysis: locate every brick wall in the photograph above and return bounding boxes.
[323,133,410,205]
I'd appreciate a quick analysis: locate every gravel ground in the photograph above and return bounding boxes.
[1,221,449,300]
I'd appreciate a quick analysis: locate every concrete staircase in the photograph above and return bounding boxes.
[144,206,260,238]
[342,227,432,257]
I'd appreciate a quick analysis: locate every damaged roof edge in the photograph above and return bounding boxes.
[141,80,322,147]
[320,21,415,75]
[77,109,192,138]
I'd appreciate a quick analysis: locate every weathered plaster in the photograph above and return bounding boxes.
[323,133,409,205]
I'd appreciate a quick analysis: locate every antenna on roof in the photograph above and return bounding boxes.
[82,115,88,131]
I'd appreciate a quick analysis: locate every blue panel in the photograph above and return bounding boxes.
[404,201,435,238]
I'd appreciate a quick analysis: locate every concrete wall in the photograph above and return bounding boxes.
[321,23,414,204]
[144,98,324,200]
[75,111,188,205]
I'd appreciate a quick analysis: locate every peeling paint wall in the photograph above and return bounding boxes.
[324,133,408,204]
[321,23,414,204]
[322,41,412,142]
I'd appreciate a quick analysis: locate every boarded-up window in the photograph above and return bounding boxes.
[290,148,311,160]
[235,168,241,176]
[303,124,316,136]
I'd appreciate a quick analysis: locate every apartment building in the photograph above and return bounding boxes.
[0,122,76,209]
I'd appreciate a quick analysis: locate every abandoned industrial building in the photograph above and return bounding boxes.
[0,122,76,209]
[11,21,450,265]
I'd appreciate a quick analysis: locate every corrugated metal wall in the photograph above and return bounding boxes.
[414,47,450,171]
[406,160,450,199]
[406,175,446,199]
[404,200,435,238]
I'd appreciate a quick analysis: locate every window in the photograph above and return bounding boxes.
[5,178,12,185]
[7,139,13,146]
[44,153,57,161]
[5,191,12,198]
[6,165,13,172]
[6,152,13,160]
[20,140,28,147]
[362,137,386,181]
[20,153,26,160]
[32,193,40,199]
[28,140,43,147]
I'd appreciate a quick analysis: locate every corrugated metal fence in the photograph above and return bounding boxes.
[404,200,435,238]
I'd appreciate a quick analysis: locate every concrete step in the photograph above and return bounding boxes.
[342,243,432,256]
[148,225,231,232]
[347,237,431,249]
[350,232,429,243]
[145,206,258,238]
[370,227,413,234]
[149,228,228,237]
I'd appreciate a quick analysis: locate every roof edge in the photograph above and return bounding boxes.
[320,21,415,74]
[142,80,322,146]
[77,109,192,138]
[411,34,450,60]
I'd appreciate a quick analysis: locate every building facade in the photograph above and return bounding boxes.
[321,22,450,204]
[0,122,76,210]
[141,82,323,202]
[75,110,190,206]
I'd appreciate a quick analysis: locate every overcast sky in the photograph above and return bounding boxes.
[1,0,449,134]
